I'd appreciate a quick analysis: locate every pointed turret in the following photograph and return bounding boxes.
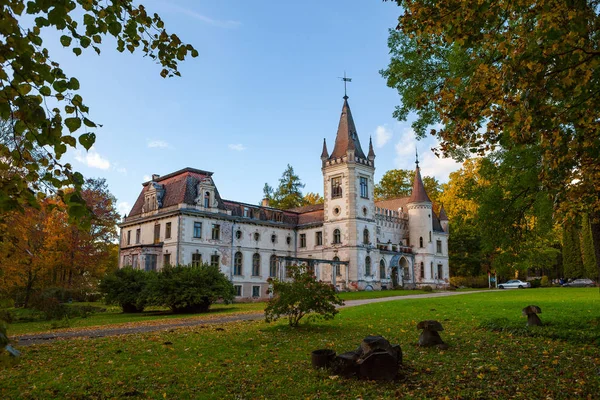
[408,155,431,204]
[329,97,366,160]
[439,204,448,221]
[368,136,375,162]
[321,138,329,160]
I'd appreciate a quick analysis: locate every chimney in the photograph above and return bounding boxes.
[151,174,160,181]
[261,198,270,207]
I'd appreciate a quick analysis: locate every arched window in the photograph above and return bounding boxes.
[333,256,341,276]
[254,232,260,241]
[380,259,386,279]
[419,237,424,248]
[420,262,425,279]
[333,229,341,244]
[365,256,371,276]
[431,262,434,279]
[234,252,243,276]
[204,191,210,208]
[363,228,370,245]
[271,234,277,244]
[269,255,277,277]
[252,253,261,276]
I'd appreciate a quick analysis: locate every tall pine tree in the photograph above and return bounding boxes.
[562,223,584,279]
[580,214,598,280]
[265,165,306,210]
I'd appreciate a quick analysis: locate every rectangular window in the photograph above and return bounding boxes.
[212,224,220,240]
[165,222,172,239]
[163,253,171,266]
[437,264,443,280]
[252,286,260,298]
[360,177,368,198]
[192,253,202,267]
[234,285,242,297]
[145,254,157,271]
[299,234,306,248]
[135,228,140,244]
[127,230,131,245]
[331,177,342,198]
[315,231,323,246]
[154,224,160,244]
[210,254,220,267]
[193,222,202,238]
[243,207,250,218]
[132,255,138,269]
[436,240,442,254]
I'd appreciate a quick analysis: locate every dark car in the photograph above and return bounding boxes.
[562,279,596,287]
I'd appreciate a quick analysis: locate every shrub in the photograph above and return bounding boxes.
[540,276,550,287]
[264,264,344,327]
[148,264,235,313]
[450,275,489,288]
[422,285,434,292]
[99,267,151,313]
[529,278,542,288]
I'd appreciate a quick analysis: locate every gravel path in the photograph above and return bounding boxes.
[14,290,487,346]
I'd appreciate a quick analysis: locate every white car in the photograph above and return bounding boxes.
[498,279,531,289]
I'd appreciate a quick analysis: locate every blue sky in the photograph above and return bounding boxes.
[46,0,461,216]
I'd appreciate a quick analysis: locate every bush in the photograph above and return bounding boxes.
[540,276,550,287]
[529,278,542,288]
[422,285,434,292]
[264,264,344,327]
[99,267,152,313]
[450,275,489,288]
[148,264,235,313]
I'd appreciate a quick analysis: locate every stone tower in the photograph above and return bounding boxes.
[321,95,377,289]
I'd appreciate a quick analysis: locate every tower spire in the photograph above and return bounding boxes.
[321,138,329,159]
[368,136,375,161]
[408,154,431,203]
[415,148,419,167]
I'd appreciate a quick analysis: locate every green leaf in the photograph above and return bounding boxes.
[73,47,82,56]
[80,36,91,48]
[62,136,77,147]
[39,86,52,96]
[60,35,72,47]
[64,117,82,133]
[79,132,96,150]
[68,77,80,90]
[83,118,96,128]
[52,80,68,93]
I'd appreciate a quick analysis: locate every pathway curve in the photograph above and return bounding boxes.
[14,290,489,346]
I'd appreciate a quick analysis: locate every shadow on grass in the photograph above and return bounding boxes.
[479,317,600,345]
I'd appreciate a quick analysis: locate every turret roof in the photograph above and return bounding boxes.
[439,204,449,221]
[408,164,432,203]
[329,97,366,159]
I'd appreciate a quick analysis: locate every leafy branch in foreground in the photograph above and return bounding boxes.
[0,1,198,221]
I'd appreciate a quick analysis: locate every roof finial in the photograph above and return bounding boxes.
[415,148,419,167]
[339,71,352,100]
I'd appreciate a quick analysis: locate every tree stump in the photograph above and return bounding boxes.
[417,320,446,347]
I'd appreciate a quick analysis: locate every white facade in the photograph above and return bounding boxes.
[118,97,450,298]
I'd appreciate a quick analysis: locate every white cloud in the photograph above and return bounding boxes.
[393,128,461,183]
[228,143,246,152]
[165,3,241,28]
[143,175,151,182]
[117,201,131,217]
[74,147,110,170]
[147,140,169,149]
[374,125,392,148]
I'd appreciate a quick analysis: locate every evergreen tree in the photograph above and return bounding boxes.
[562,223,584,279]
[268,165,306,210]
[581,214,598,279]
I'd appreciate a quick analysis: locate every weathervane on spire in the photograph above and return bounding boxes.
[415,148,419,167]
[338,71,352,99]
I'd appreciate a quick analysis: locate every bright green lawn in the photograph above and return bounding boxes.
[2,288,598,399]
[336,289,429,300]
[8,302,265,336]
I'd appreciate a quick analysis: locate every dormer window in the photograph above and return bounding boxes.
[204,192,211,208]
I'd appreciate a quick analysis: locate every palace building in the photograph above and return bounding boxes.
[118,95,450,298]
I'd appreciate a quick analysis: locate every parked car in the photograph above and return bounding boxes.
[498,279,531,289]
[562,279,596,287]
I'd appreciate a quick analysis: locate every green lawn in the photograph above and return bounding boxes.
[337,289,429,300]
[8,302,265,336]
[2,288,598,399]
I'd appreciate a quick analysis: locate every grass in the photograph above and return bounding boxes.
[8,302,264,336]
[337,289,429,300]
[2,288,599,399]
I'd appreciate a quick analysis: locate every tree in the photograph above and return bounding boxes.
[374,168,441,202]
[581,214,598,279]
[99,267,152,313]
[148,264,235,313]
[265,165,306,210]
[0,1,197,221]
[563,223,584,279]
[264,265,344,327]
[382,0,600,281]
[303,192,324,205]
